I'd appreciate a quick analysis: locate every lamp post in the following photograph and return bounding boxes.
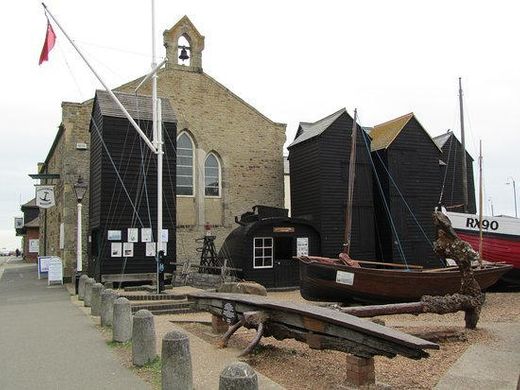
[73,176,88,293]
[506,177,517,218]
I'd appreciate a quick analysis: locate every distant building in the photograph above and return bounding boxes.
[288,108,376,259]
[37,16,285,280]
[370,113,442,267]
[433,130,476,214]
[15,198,40,262]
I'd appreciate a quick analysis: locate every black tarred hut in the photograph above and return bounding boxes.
[287,108,376,260]
[88,90,177,283]
[218,206,321,288]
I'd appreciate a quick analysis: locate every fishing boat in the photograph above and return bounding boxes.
[296,101,512,304]
[447,212,520,284]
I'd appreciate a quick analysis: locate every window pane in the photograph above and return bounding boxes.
[177,186,193,196]
[177,176,193,186]
[254,258,263,268]
[205,187,219,197]
[254,238,262,247]
[177,166,193,176]
[205,154,218,168]
[177,134,192,149]
[263,257,273,267]
[264,238,273,247]
[204,154,220,197]
[264,248,272,257]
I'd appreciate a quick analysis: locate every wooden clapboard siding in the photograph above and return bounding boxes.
[438,134,476,213]
[373,117,441,267]
[88,92,177,281]
[289,111,376,260]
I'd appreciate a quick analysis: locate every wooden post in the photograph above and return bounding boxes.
[345,355,375,387]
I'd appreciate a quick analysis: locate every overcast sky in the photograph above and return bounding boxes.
[1,0,519,249]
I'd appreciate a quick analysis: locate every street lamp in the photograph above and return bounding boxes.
[506,177,517,218]
[73,176,88,293]
[488,197,494,216]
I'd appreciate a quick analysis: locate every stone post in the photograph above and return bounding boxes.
[345,355,375,387]
[113,297,132,343]
[219,362,258,390]
[161,330,193,390]
[132,309,156,366]
[90,283,104,316]
[100,289,118,327]
[78,274,89,300]
[84,277,95,307]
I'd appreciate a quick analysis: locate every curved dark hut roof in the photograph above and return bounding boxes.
[218,216,320,269]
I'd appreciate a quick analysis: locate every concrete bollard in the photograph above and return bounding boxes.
[113,297,132,343]
[78,275,89,300]
[132,309,157,366]
[84,278,95,307]
[219,362,258,390]
[161,330,193,390]
[100,289,118,327]
[90,283,104,316]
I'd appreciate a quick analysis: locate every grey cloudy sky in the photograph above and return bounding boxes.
[1,0,519,249]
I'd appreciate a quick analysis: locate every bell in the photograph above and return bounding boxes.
[179,47,189,61]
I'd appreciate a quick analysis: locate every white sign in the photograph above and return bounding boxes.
[161,229,169,242]
[14,217,24,229]
[29,239,39,253]
[48,258,63,285]
[297,237,309,256]
[59,223,65,249]
[336,270,355,286]
[127,228,139,243]
[145,242,156,257]
[123,242,134,257]
[141,228,152,243]
[108,230,121,241]
[35,185,56,209]
[111,243,122,257]
[38,256,54,279]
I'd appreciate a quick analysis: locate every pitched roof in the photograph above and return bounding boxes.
[24,217,40,228]
[94,90,177,123]
[21,198,37,209]
[288,108,346,148]
[370,113,414,151]
[433,131,453,149]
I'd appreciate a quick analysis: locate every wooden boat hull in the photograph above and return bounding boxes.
[299,261,513,304]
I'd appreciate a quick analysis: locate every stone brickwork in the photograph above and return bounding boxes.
[39,16,285,277]
[39,101,92,278]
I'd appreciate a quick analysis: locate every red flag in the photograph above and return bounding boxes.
[38,19,56,65]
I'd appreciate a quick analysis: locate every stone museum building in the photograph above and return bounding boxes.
[37,16,286,279]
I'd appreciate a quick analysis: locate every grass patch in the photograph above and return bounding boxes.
[133,356,162,389]
[106,340,132,349]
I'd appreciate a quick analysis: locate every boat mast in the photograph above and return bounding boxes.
[478,140,483,267]
[343,109,358,256]
[459,77,469,213]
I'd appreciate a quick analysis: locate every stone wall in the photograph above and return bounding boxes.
[39,16,286,275]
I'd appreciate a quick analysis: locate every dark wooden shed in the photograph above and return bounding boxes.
[218,206,321,288]
[287,108,376,259]
[370,113,442,267]
[88,90,177,282]
[433,131,476,213]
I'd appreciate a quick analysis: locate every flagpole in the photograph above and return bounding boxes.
[41,3,157,154]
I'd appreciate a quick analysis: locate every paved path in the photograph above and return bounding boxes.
[435,321,520,389]
[0,262,149,390]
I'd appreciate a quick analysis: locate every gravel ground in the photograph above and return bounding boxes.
[93,289,519,389]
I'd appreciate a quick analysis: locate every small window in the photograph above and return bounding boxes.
[253,237,273,269]
[177,133,194,196]
[204,153,221,197]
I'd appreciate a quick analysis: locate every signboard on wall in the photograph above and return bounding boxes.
[29,239,39,253]
[35,185,55,209]
[297,237,309,256]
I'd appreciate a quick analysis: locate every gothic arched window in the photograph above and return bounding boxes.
[177,132,194,196]
[204,153,221,197]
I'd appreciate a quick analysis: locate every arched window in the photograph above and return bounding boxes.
[204,153,221,197]
[177,132,194,196]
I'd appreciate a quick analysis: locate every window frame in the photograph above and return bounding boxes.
[204,152,221,198]
[176,132,195,197]
[252,237,274,269]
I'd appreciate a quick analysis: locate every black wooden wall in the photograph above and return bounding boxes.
[373,117,441,267]
[88,102,176,280]
[439,134,476,214]
[289,112,376,259]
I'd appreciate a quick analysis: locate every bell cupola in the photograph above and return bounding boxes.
[163,16,205,72]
